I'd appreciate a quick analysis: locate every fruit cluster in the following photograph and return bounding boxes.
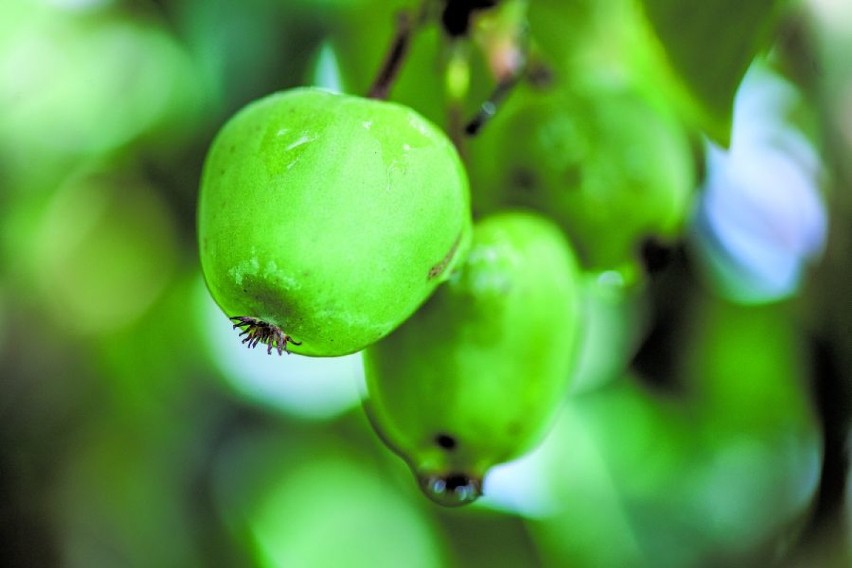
[198,0,701,506]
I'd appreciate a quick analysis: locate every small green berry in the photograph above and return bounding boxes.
[362,211,583,506]
[198,87,472,356]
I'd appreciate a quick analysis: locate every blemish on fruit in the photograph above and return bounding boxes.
[434,433,457,450]
[428,232,462,280]
[506,421,523,437]
[511,168,537,193]
[230,316,301,355]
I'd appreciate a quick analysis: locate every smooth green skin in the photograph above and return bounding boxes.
[198,87,471,356]
[468,83,695,273]
[362,211,582,505]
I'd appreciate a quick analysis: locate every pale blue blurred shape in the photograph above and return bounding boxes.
[478,435,560,518]
[311,41,344,93]
[692,61,827,304]
[195,278,364,420]
[43,0,113,10]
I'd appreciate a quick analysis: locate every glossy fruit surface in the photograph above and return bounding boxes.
[362,210,582,506]
[198,87,471,356]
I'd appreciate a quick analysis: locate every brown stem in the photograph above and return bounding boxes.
[368,1,435,100]
[464,13,531,136]
[464,71,521,136]
[444,38,471,157]
[367,11,414,100]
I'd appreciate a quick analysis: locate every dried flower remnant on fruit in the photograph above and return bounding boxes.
[230,316,302,355]
[434,433,458,450]
[419,473,482,506]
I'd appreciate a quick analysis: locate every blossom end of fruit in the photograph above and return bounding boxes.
[230,316,302,355]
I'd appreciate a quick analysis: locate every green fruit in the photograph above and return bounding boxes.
[198,87,471,357]
[468,83,696,275]
[362,211,582,506]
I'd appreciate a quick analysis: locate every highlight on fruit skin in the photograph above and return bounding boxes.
[197,87,472,357]
[362,210,583,506]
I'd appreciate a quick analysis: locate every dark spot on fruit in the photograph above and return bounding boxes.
[428,231,462,280]
[511,168,537,193]
[505,421,523,437]
[527,62,555,89]
[434,433,457,450]
[561,166,582,190]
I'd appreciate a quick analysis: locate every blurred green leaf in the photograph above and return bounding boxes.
[638,0,780,144]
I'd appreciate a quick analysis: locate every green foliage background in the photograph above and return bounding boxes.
[0,0,849,566]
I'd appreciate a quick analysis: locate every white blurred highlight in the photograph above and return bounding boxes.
[311,41,344,94]
[479,439,560,518]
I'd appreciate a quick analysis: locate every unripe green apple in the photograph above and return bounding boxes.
[362,211,582,506]
[468,83,696,276]
[198,87,471,356]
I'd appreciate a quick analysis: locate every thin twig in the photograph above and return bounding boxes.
[464,71,522,136]
[464,14,530,136]
[368,2,433,100]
